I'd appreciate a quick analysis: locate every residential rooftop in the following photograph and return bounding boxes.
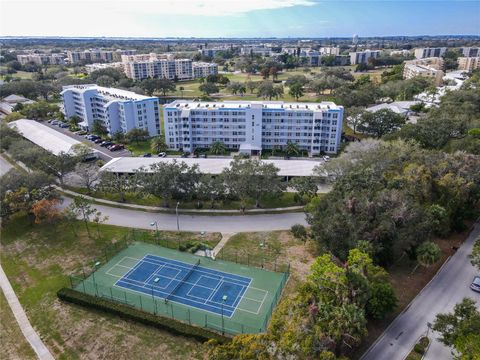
[61,84,154,101]
[165,100,342,111]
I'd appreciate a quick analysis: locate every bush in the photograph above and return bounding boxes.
[178,240,212,253]
[413,343,425,355]
[57,287,229,343]
[291,224,307,241]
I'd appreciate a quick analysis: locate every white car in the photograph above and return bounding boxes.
[323,155,330,162]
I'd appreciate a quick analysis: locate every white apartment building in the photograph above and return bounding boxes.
[164,100,343,155]
[458,57,480,71]
[67,50,115,63]
[460,47,479,57]
[320,46,340,56]
[349,50,380,64]
[240,46,272,56]
[198,47,229,58]
[122,53,217,81]
[17,53,65,65]
[193,62,218,78]
[403,58,444,86]
[61,84,160,136]
[414,47,447,59]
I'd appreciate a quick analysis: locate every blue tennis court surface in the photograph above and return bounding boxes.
[114,254,251,317]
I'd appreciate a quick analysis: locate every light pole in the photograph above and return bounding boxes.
[150,221,159,243]
[91,261,101,295]
[152,277,160,300]
[221,295,228,335]
[176,202,180,232]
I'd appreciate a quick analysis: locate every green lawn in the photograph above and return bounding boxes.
[126,140,152,156]
[0,70,34,80]
[0,215,221,360]
[0,289,36,360]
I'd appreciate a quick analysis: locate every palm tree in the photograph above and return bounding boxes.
[416,241,441,269]
[210,141,227,155]
[150,136,167,153]
[285,141,300,157]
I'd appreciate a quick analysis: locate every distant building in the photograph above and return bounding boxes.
[164,100,344,155]
[112,49,137,62]
[460,47,479,57]
[320,46,340,56]
[61,84,160,136]
[457,57,480,71]
[85,62,124,74]
[352,34,359,45]
[349,50,380,65]
[17,53,65,65]
[67,49,116,63]
[198,47,229,58]
[403,58,444,86]
[240,46,272,56]
[122,53,217,81]
[414,47,447,59]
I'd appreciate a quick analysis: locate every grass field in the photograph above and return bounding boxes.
[0,215,222,360]
[0,70,34,80]
[0,289,36,360]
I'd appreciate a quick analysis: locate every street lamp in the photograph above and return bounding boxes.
[221,295,228,335]
[91,261,101,295]
[150,221,159,243]
[176,202,180,232]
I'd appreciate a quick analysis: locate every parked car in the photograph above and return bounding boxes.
[158,152,167,158]
[108,144,125,151]
[181,152,191,158]
[94,138,103,144]
[323,155,331,162]
[51,120,60,125]
[471,276,480,293]
[100,141,113,147]
[85,134,100,140]
[142,153,152,157]
[201,154,207,158]
[74,130,87,135]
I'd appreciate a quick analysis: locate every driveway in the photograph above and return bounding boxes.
[361,222,480,360]
[60,197,307,232]
[0,155,13,176]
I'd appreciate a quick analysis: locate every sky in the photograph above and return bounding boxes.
[0,0,479,38]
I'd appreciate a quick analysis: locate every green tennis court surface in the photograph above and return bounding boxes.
[71,242,288,335]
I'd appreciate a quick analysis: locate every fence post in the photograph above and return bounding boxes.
[235,251,238,263]
[241,324,244,334]
[154,300,158,315]
[204,314,207,327]
[139,296,143,310]
[171,303,174,319]
[124,291,128,304]
[247,254,249,266]
[69,276,73,288]
[82,267,86,279]
[110,287,114,301]
[187,309,191,325]
[82,279,86,294]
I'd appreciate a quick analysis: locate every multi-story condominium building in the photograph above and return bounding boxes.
[240,46,272,56]
[67,49,115,64]
[460,47,480,57]
[403,58,444,86]
[112,49,137,62]
[319,46,340,56]
[17,53,65,65]
[198,47,230,58]
[193,62,219,78]
[61,84,160,136]
[122,53,217,81]
[164,100,343,155]
[349,50,380,64]
[458,57,480,71]
[414,47,447,59]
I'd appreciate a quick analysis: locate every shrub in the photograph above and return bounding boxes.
[178,240,212,253]
[57,287,229,343]
[291,224,307,241]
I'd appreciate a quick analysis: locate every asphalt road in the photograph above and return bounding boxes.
[0,155,13,176]
[60,197,308,232]
[361,222,480,360]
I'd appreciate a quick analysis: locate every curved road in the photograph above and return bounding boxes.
[361,222,480,360]
[61,197,307,232]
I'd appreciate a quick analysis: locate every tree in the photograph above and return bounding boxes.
[126,128,149,144]
[46,151,79,185]
[199,82,219,95]
[346,107,366,134]
[470,238,480,270]
[196,175,226,208]
[432,298,480,359]
[291,176,318,200]
[156,78,176,96]
[416,241,441,268]
[257,81,283,100]
[179,86,184,97]
[285,141,300,157]
[91,119,108,136]
[4,112,24,123]
[366,282,398,320]
[20,101,60,120]
[92,211,109,239]
[246,80,256,94]
[288,83,304,100]
[75,163,99,194]
[210,141,227,155]
[98,172,134,203]
[31,198,61,224]
[291,224,308,242]
[150,136,167,153]
[140,79,158,96]
[67,197,97,237]
[222,159,285,208]
[357,109,406,138]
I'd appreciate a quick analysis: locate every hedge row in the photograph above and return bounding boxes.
[57,287,230,344]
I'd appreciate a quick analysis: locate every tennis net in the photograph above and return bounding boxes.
[165,259,201,302]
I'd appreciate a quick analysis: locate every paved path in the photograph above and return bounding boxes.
[213,233,237,255]
[361,222,480,360]
[0,154,13,176]
[60,197,307,232]
[0,265,55,360]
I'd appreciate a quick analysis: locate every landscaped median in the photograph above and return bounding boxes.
[405,335,430,360]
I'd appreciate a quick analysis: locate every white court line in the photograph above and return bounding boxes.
[144,263,163,284]
[205,278,223,303]
[236,288,268,315]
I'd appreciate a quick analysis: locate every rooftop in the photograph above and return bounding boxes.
[8,119,95,156]
[100,157,323,177]
[61,84,155,101]
[165,100,342,111]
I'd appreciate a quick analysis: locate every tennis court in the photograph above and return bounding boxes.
[71,242,288,335]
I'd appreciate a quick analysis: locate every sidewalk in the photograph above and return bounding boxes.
[0,264,54,360]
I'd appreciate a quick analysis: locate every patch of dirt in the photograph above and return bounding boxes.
[277,232,315,281]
